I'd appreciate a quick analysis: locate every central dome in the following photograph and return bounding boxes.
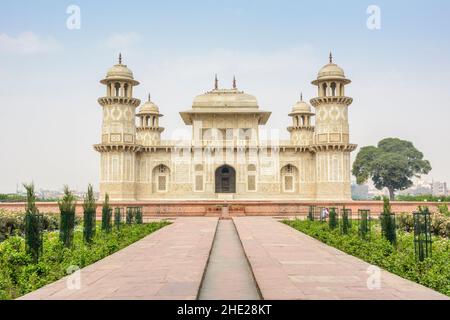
[192,88,258,108]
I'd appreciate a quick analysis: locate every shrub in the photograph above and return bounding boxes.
[0,210,24,242]
[438,204,449,217]
[397,210,450,238]
[430,213,450,237]
[397,212,414,232]
[1,210,60,243]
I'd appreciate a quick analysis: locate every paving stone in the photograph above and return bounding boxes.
[234,217,449,300]
[18,218,218,300]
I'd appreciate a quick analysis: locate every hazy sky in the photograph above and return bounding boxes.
[0,0,449,193]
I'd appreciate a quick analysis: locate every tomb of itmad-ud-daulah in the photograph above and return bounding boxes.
[94,53,356,201]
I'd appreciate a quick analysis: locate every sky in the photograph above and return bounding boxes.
[0,0,449,193]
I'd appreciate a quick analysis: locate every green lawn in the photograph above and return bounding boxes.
[284,219,450,297]
[0,221,170,300]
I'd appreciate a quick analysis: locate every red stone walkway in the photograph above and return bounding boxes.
[233,217,449,300]
[19,218,218,300]
[17,216,448,300]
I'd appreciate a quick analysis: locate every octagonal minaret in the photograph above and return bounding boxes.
[94,54,141,201]
[136,94,164,146]
[310,53,357,200]
[287,93,315,146]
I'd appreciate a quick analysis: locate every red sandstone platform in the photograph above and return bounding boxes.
[1,199,445,217]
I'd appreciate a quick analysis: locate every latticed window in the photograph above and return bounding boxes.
[159,165,166,174]
[286,164,293,174]
[158,176,167,191]
[284,176,293,192]
[248,175,256,191]
[195,175,204,191]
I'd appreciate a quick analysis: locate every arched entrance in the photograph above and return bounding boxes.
[215,165,236,193]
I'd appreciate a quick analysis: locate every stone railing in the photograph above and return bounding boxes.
[147,139,295,148]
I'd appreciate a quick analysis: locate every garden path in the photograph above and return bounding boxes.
[233,217,449,300]
[18,216,448,300]
[19,217,218,300]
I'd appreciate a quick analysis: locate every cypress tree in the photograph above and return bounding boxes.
[126,207,134,225]
[341,207,351,235]
[308,206,314,221]
[58,186,76,248]
[114,207,123,230]
[413,206,432,262]
[83,184,97,243]
[358,210,371,240]
[23,183,43,263]
[135,207,143,224]
[329,207,338,230]
[101,193,112,232]
[380,197,397,245]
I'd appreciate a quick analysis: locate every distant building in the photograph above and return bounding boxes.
[351,184,369,200]
[432,181,448,197]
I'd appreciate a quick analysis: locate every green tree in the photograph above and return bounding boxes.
[126,207,134,225]
[135,207,143,224]
[83,184,97,243]
[352,138,431,200]
[308,206,315,221]
[23,183,43,263]
[380,197,397,246]
[114,207,123,230]
[101,193,112,232]
[329,208,338,230]
[58,186,76,248]
[341,207,351,235]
